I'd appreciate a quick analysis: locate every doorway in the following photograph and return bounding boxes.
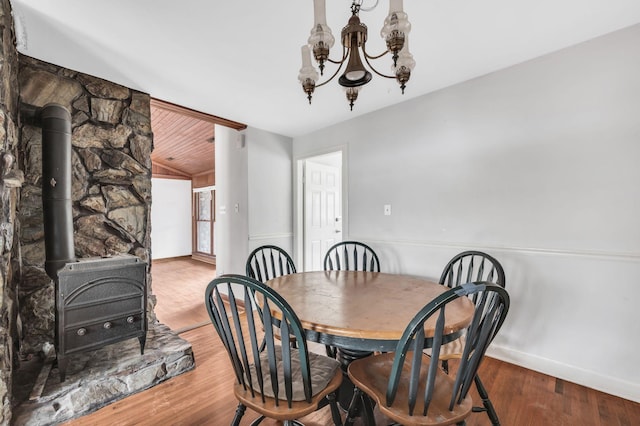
[149,99,246,331]
[296,150,345,271]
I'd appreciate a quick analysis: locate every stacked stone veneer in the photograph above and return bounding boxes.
[0,0,22,423]
[17,55,156,356]
[0,2,176,423]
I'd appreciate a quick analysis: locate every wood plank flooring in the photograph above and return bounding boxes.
[63,257,640,426]
[151,256,216,331]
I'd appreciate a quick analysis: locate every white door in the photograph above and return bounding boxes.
[304,160,342,271]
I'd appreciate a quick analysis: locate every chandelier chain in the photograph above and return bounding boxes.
[358,0,380,13]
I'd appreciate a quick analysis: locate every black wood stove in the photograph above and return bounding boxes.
[40,104,147,382]
[56,256,147,382]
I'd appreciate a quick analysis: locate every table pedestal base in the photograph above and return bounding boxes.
[337,347,373,411]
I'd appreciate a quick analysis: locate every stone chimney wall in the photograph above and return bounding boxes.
[0,1,156,422]
[17,55,156,356]
[0,0,22,422]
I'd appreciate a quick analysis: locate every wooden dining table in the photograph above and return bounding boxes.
[265,270,475,409]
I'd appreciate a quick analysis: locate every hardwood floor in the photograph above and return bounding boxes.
[151,256,216,331]
[63,257,640,426]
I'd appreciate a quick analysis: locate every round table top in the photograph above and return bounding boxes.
[265,271,474,343]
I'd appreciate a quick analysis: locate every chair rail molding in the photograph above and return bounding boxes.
[248,232,294,241]
[353,237,640,262]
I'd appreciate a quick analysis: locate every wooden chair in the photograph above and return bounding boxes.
[246,245,336,358]
[246,245,296,282]
[345,282,510,426]
[437,251,506,425]
[323,241,380,272]
[205,274,343,426]
[439,251,505,289]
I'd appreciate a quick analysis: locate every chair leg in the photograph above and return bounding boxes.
[344,387,376,426]
[359,391,376,426]
[326,345,337,358]
[344,388,362,426]
[472,374,500,425]
[327,392,343,426]
[232,403,247,426]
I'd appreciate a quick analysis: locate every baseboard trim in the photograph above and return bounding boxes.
[152,255,192,263]
[173,293,245,334]
[191,253,216,265]
[486,344,640,403]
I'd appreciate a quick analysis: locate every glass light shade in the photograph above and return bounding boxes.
[308,0,335,50]
[308,26,335,52]
[346,70,366,81]
[380,0,411,40]
[298,45,319,83]
[394,37,414,94]
[345,87,360,110]
[313,0,329,26]
[395,37,416,72]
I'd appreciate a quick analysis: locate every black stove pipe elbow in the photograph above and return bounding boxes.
[41,103,76,279]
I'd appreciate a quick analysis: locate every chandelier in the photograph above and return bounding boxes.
[298,0,415,110]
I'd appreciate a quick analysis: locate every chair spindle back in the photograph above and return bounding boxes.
[323,241,380,272]
[387,282,510,417]
[246,245,296,283]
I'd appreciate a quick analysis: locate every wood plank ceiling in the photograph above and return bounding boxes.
[150,99,246,178]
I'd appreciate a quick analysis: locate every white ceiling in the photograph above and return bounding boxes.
[10,0,640,138]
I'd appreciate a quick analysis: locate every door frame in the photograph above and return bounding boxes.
[293,146,348,271]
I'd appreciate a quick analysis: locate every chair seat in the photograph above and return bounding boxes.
[236,349,342,420]
[348,351,473,426]
[262,324,296,345]
[424,335,466,361]
[248,347,341,401]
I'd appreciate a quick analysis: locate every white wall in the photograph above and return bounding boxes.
[293,24,640,402]
[214,125,294,276]
[150,178,192,259]
[247,127,294,255]
[214,125,248,276]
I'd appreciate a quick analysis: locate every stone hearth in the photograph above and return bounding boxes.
[11,324,194,425]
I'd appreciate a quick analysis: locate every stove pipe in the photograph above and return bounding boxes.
[41,103,76,279]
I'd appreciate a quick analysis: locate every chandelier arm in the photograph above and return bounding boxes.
[326,57,346,65]
[315,45,348,88]
[363,49,389,61]
[315,58,348,88]
[362,50,397,79]
[326,47,349,65]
